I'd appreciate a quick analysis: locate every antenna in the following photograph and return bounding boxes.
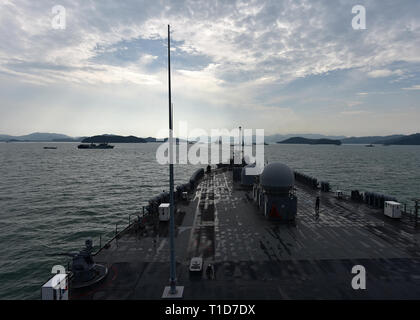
[239,126,243,163]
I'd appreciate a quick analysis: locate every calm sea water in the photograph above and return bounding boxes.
[0,142,419,299]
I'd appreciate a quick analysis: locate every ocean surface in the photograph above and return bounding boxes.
[0,142,419,299]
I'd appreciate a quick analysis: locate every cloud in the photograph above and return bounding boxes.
[138,54,158,65]
[340,110,370,115]
[402,84,420,90]
[346,101,363,107]
[0,0,420,136]
[1,0,419,87]
[367,69,404,78]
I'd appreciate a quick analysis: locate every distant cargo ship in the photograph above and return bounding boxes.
[77,143,114,149]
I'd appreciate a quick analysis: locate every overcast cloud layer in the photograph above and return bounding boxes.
[0,0,419,137]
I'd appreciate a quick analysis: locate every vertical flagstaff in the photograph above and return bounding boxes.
[163,24,183,299]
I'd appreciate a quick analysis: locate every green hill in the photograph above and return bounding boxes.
[381,133,420,145]
[277,137,342,145]
[342,135,404,144]
[82,135,147,143]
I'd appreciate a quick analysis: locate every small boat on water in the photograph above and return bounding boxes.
[43,146,57,150]
[365,144,374,147]
[77,143,114,149]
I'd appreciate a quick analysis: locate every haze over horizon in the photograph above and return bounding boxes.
[0,131,416,141]
[0,0,419,137]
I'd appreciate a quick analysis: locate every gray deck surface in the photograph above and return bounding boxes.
[70,168,420,300]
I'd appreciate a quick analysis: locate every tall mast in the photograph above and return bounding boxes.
[163,24,183,298]
[168,24,176,294]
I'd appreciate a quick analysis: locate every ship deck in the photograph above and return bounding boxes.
[70,168,420,300]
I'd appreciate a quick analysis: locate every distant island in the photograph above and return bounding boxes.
[82,135,156,143]
[341,135,405,144]
[340,133,420,145]
[277,137,342,145]
[0,132,84,142]
[381,133,420,145]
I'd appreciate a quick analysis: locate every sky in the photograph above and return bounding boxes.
[0,0,419,137]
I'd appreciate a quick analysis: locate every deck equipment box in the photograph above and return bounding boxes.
[384,201,401,219]
[41,273,68,300]
[159,203,170,221]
